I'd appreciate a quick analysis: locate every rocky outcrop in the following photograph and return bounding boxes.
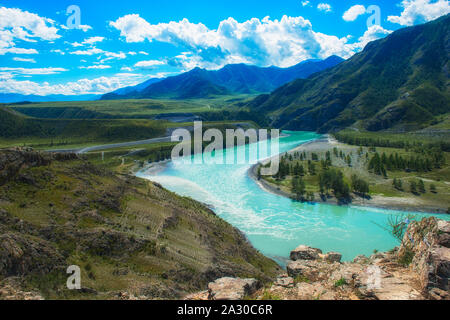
[208,278,261,300]
[0,148,78,186]
[324,252,342,263]
[0,278,43,300]
[290,245,322,261]
[188,218,450,301]
[186,277,261,300]
[0,233,64,277]
[399,218,450,298]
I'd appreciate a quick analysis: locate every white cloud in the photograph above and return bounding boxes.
[317,3,332,13]
[0,47,38,55]
[70,47,104,55]
[134,60,166,68]
[79,65,111,70]
[63,24,92,32]
[69,47,126,62]
[0,73,147,95]
[71,36,105,47]
[51,49,65,55]
[301,1,311,7]
[104,51,126,59]
[388,0,450,26]
[343,5,367,21]
[356,25,393,48]
[0,67,68,75]
[0,6,60,55]
[83,36,105,45]
[13,57,36,63]
[110,14,369,69]
[79,25,93,32]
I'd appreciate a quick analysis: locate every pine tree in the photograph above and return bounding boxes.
[418,180,426,194]
[292,177,306,201]
[430,184,437,193]
[410,180,418,194]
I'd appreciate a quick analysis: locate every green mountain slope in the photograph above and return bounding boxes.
[0,149,279,299]
[0,106,167,143]
[101,56,344,100]
[248,14,450,133]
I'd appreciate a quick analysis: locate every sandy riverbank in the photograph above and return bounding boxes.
[137,159,171,176]
[248,136,448,214]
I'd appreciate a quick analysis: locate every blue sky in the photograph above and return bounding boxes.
[0,0,449,96]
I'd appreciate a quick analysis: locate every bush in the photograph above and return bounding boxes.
[334,278,347,287]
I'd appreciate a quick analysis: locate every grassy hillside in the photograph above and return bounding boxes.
[5,95,258,121]
[0,106,172,148]
[248,14,450,133]
[0,149,280,299]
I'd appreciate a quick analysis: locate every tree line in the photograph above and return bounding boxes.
[369,150,445,176]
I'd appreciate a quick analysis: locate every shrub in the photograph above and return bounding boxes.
[334,278,347,287]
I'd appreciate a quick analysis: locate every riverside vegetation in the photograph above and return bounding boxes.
[256,134,450,213]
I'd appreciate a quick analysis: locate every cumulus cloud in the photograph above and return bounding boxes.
[317,3,332,13]
[356,25,393,48]
[0,73,147,96]
[343,5,367,21]
[388,0,450,26]
[110,14,369,69]
[0,6,60,55]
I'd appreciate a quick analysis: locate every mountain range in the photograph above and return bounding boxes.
[247,14,450,133]
[101,56,344,100]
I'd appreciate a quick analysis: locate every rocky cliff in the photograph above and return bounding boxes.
[188,218,449,300]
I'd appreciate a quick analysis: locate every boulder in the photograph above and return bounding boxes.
[324,252,342,263]
[428,247,450,291]
[208,277,261,300]
[290,245,322,261]
[437,220,450,247]
[185,290,210,300]
[356,267,423,300]
[399,218,450,294]
[353,255,370,264]
[274,275,295,288]
[287,260,321,280]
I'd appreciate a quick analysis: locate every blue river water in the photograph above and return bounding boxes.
[137,131,450,265]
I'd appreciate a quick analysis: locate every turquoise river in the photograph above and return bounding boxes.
[137,131,450,265]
